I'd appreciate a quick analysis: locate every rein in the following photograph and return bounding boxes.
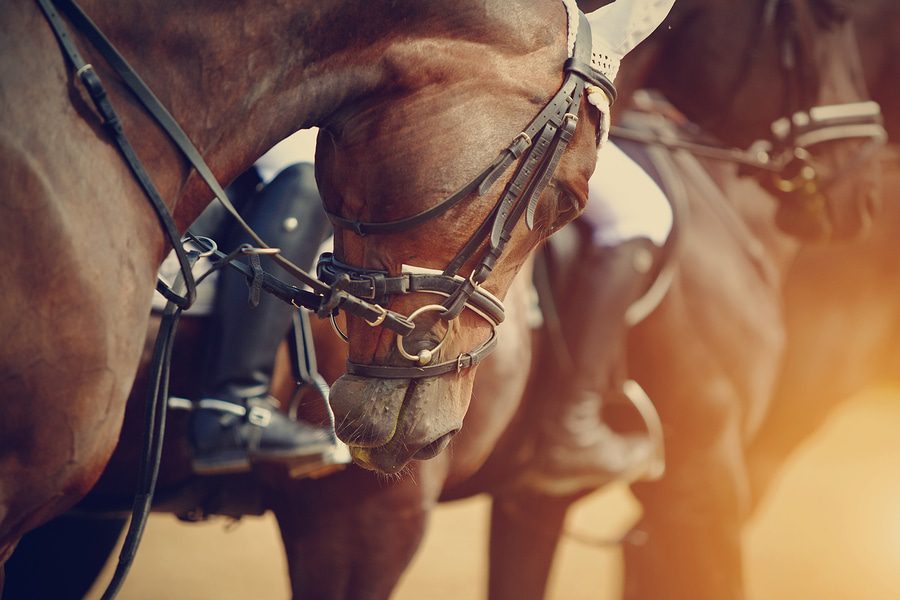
[38,0,417,336]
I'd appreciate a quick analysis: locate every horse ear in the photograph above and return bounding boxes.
[586,0,676,82]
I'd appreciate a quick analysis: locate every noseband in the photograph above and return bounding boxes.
[758,0,885,207]
[319,12,609,380]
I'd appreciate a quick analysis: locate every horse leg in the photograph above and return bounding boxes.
[488,491,576,600]
[747,246,900,512]
[623,382,751,600]
[2,514,126,600]
[271,463,442,600]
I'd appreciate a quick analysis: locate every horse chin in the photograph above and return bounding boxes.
[772,141,882,242]
[329,373,469,473]
[774,176,880,242]
[350,431,456,474]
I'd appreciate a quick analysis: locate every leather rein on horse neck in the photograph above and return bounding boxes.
[38,0,608,382]
[36,0,421,339]
[318,12,608,380]
[612,0,885,207]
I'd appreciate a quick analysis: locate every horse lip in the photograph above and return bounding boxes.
[348,427,459,474]
[412,430,457,460]
[329,374,412,448]
[350,445,414,474]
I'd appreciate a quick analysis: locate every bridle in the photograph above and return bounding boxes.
[317,11,609,380]
[35,0,607,595]
[612,0,886,229]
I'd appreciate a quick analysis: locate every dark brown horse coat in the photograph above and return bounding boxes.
[0,0,603,580]
[3,1,886,599]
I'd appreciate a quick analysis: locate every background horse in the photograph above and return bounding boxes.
[555,2,890,599]
[0,0,603,589]
[5,1,880,600]
[747,0,900,513]
[302,1,878,596]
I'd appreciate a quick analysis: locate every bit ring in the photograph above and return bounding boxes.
[396,304,455,366]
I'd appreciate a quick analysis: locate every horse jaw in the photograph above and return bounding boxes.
[329,373,472,474]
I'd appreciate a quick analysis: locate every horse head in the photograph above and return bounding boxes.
[619,0,884,240]
[313,1,614,474]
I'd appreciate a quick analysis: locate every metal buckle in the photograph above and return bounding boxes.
[365,304,388,327]
[189,235,218,258]
[330,312,349,343]
[247,405,272,427]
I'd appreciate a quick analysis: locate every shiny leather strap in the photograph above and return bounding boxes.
[37,0,199,308]
[317,253,505,326]
[346,329,498,379]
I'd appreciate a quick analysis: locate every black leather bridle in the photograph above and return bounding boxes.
[319,12,609,380]
[611,0,886,226]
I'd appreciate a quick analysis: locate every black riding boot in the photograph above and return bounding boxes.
[190,163,335,475]
[527,237,663,495]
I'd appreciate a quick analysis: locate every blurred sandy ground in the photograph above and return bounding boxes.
[87,389,900,599]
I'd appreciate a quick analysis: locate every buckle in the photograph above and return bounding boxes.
[247,405,272,427]
[365,304,388,327]
[456,352,473,373]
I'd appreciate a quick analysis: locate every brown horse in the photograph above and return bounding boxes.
[551,3,892,599]
[0,0,604,584]
[747,0,900,512]
[3,1,881,599]
[300,2,880,595]
[8,0,880,598]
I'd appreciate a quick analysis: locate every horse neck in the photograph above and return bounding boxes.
[77,0,389,228]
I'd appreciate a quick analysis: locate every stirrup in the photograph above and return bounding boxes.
[621,379,665,481]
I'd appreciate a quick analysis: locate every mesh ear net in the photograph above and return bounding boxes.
[587,0,677,82]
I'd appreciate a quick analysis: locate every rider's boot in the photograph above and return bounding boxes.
[527,236,663,495]
[190,163,335,475]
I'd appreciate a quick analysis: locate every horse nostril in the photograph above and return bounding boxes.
[413,430,457,460]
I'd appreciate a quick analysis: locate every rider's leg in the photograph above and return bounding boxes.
[529,141,672,493]
[190,162,334,475]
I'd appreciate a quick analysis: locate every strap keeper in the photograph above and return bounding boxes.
[564,57,618,104]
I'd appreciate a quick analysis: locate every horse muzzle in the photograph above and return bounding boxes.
[329,372,468,473]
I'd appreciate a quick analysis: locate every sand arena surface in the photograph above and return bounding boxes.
[87,390,900,599]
